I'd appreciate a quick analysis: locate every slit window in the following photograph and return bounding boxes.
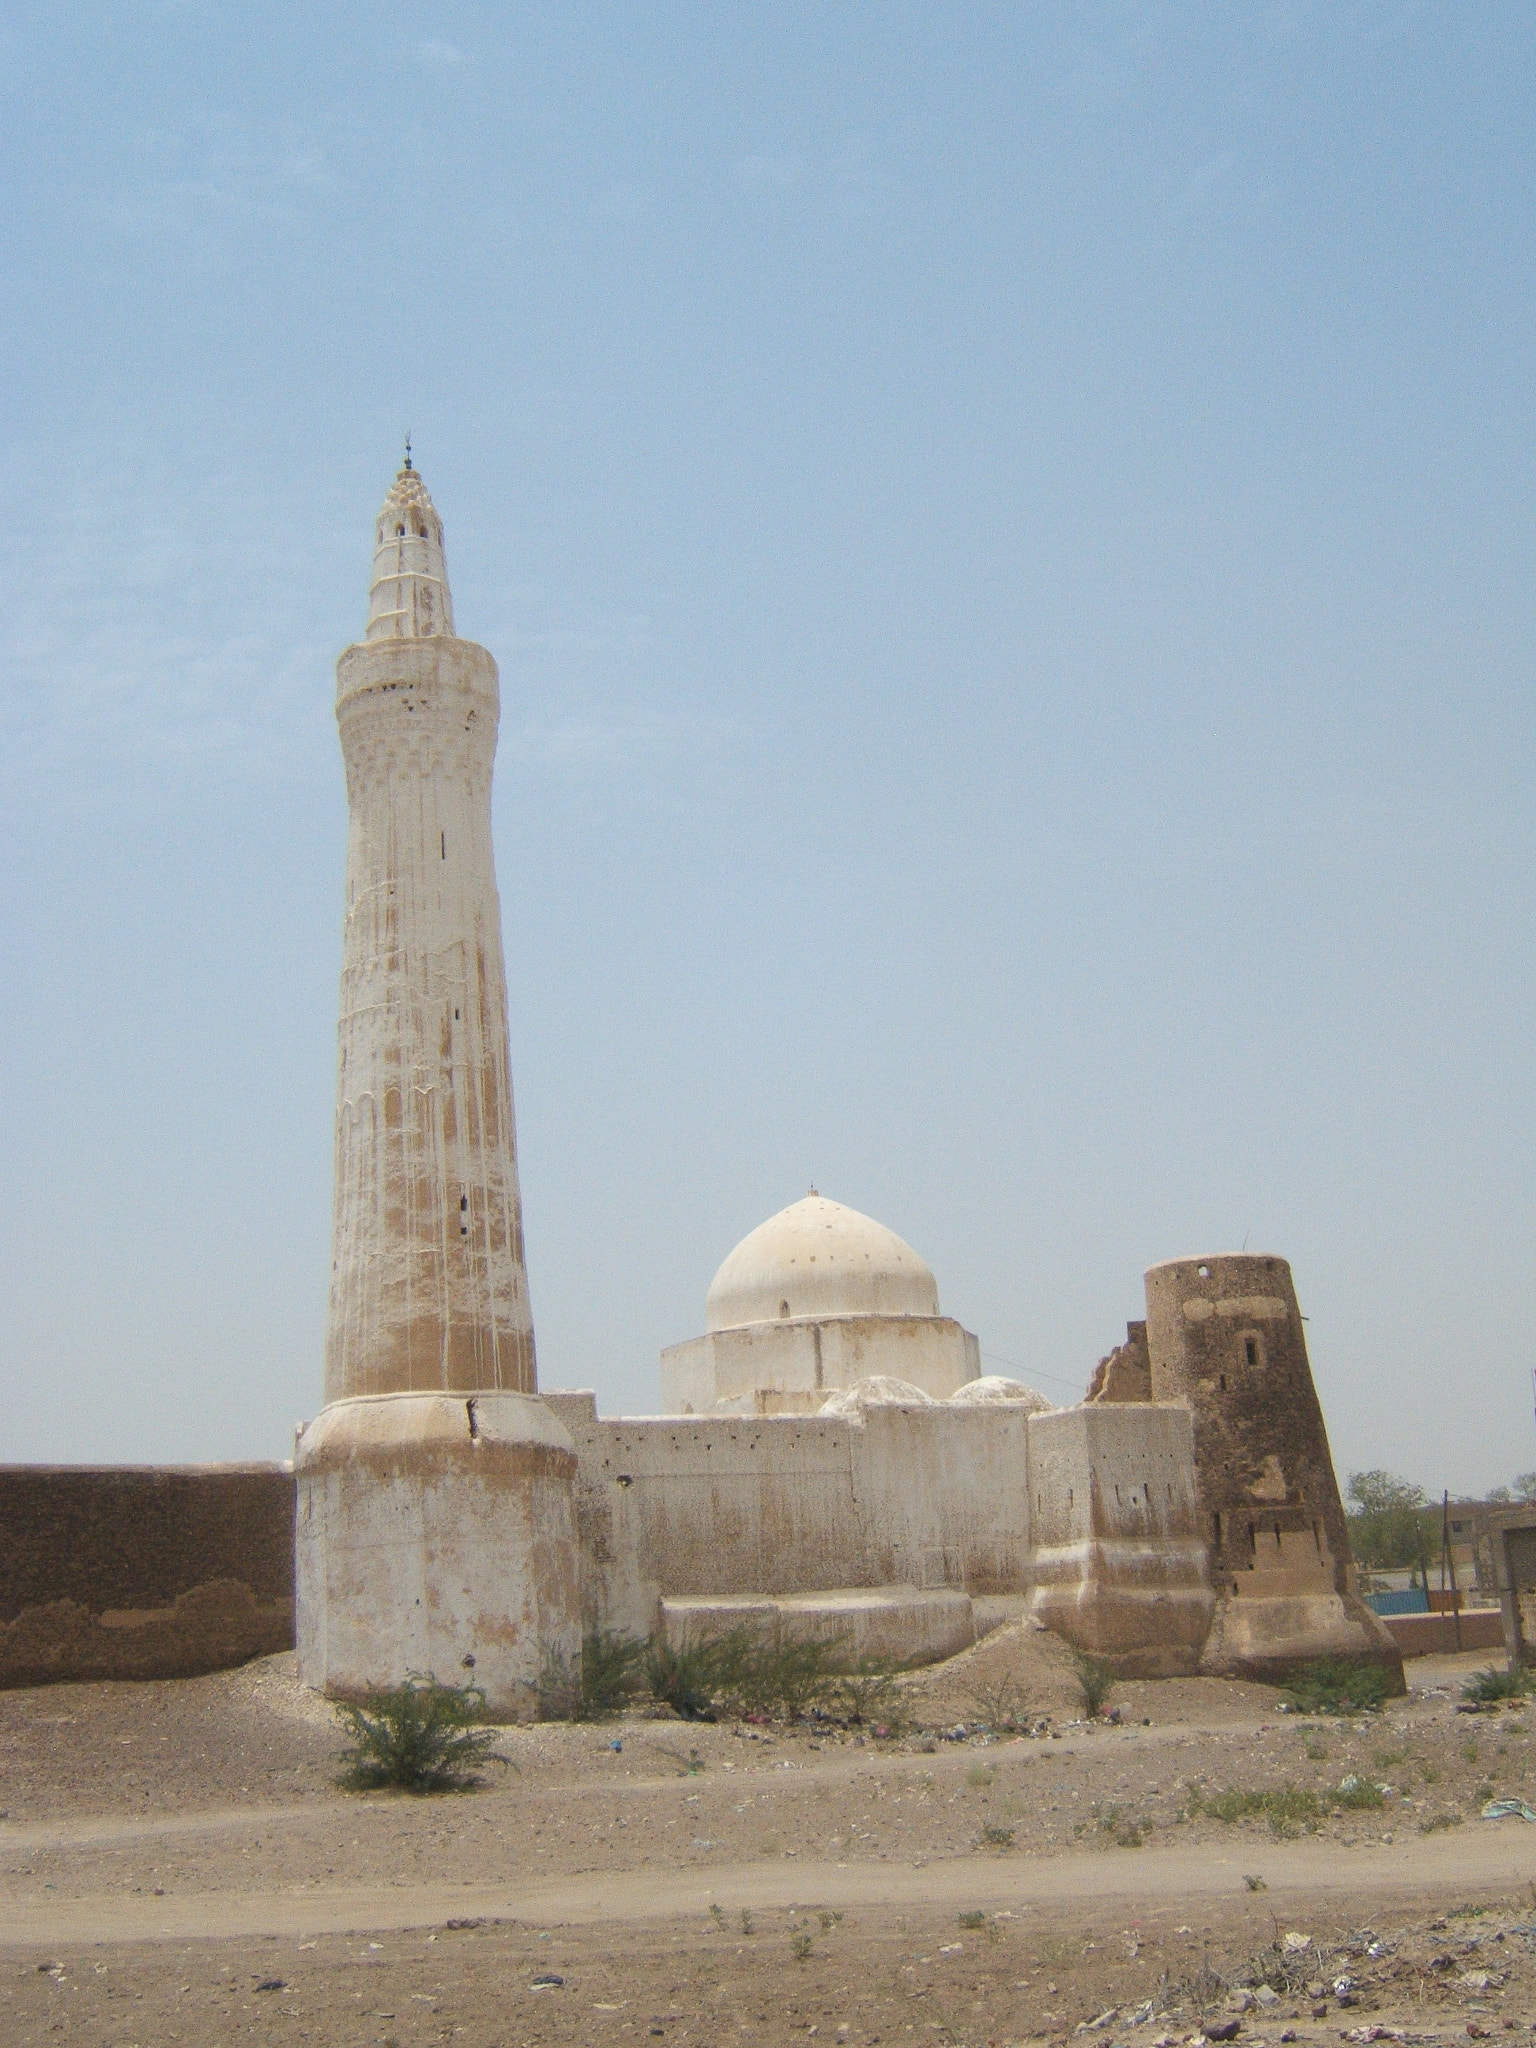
[441,831,446,859]
[1244,1336,1258,1366]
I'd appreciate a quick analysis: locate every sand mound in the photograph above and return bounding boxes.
[897,1619,1082,1725]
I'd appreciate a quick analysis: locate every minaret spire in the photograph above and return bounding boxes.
[366,457,455,641]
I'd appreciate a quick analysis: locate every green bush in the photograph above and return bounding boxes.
[643,1631,746,1720]
[734,1631,850,1720]
[1335,1774,1385,1810]
[1279,1656,1393,1716]
[580,1629,648,1717]
[1190,1785,1322,1833]
[1071,1649,1117,1716]
[1462,1664,1533,1703]
[832,1661,906,1730]
[336,1676,509,1793]
[641,1625,904,1726]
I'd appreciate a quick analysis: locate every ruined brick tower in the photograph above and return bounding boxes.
[295,455,578,1715]
[1144,1254,1402,1686]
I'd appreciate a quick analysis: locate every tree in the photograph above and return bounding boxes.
[1484,1475,1536,1506]
[1345,1470,1434,1575]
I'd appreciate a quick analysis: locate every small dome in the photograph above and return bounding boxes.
[819,1376,934,1415]
[949,1374,1054,1413]
[704,1193,940,1332]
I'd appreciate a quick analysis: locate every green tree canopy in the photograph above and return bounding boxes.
[1346,1469,1434,1573]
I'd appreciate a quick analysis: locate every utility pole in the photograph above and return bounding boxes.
[1442,1489,1463,1653]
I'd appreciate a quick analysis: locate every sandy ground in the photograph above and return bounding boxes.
[3,1638,1536,2046]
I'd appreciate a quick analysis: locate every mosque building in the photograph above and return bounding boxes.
[293,461,1402,1716]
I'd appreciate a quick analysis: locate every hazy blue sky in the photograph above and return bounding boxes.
[1,4,1531,1495]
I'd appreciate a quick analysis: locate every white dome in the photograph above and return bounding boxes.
[704,1194,941,1333]
[819,1376,935,1415]
[949,1374,1054,1413]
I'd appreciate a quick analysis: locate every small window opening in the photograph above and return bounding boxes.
[460,1195,468,1211]
[396,523,405,536]
[454,1007,460,1020]
[441,831,446,859]
[779,1299,790,1317]
[1218,1373,1227,1392]
[1197,1262,1211,1279]
[1244,1336,1258,1367]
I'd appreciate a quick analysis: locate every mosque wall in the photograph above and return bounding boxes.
[659,1317,979,1414]
[554,1393,1224,1676]
[1025,1403,1215,1677]
[0,1465,295,1689]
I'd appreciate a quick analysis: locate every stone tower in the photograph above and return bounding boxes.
[295,457,579,1716]
[1143,1254,1401,1687]
[324,455,535,1398]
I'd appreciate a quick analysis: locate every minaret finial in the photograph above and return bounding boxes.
[403,431,413,472]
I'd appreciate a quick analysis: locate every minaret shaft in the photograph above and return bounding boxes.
[297,459,574,1721]
[324,476,536,1400]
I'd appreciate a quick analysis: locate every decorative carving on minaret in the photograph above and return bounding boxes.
[324,461,536,1401]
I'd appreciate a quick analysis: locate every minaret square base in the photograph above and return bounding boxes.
[295,1393,580,1719]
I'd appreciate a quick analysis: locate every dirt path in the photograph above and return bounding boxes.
[7,1822,1536,1948]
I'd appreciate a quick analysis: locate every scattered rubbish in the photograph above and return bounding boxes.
[1282,1932,1312,1952]
[529,1973,565,1990]
[610,1739,623,1752]
[1480,1798,1536,1823]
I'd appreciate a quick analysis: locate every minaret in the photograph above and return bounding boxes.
[296,455,578,1717]
[325,452,536,1399]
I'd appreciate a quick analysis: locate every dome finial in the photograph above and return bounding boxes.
[808,1183,818,1197]
[403,430,413,472]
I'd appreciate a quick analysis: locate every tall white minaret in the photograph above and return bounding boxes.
[296,454,577,1718]
[325,450,537,1399]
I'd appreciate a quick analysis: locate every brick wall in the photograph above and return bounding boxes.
[0,1465,296,1689]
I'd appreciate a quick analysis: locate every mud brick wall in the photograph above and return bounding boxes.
[0,1464,296,1689]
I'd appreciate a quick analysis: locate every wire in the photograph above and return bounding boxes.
[981,1350,1087,1395]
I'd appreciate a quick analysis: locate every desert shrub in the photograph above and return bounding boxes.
[978,1821,1016,1849]
[336,1676,509,1793]
[1335,1773,1385,1810]
[1071,1649,1117,1716]
[646,1625,902,1726]
[831,1661,905,1730]
[734,1632,849,1720]
[1462,1664,1533,1703]
[580,1629,648,1717]
[644,1631,744,1721]
[965,1674,1029,1732]
[1190,1785,1322,1833]
[958,1910,987,1929]
[1279,1657,1393,1716]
